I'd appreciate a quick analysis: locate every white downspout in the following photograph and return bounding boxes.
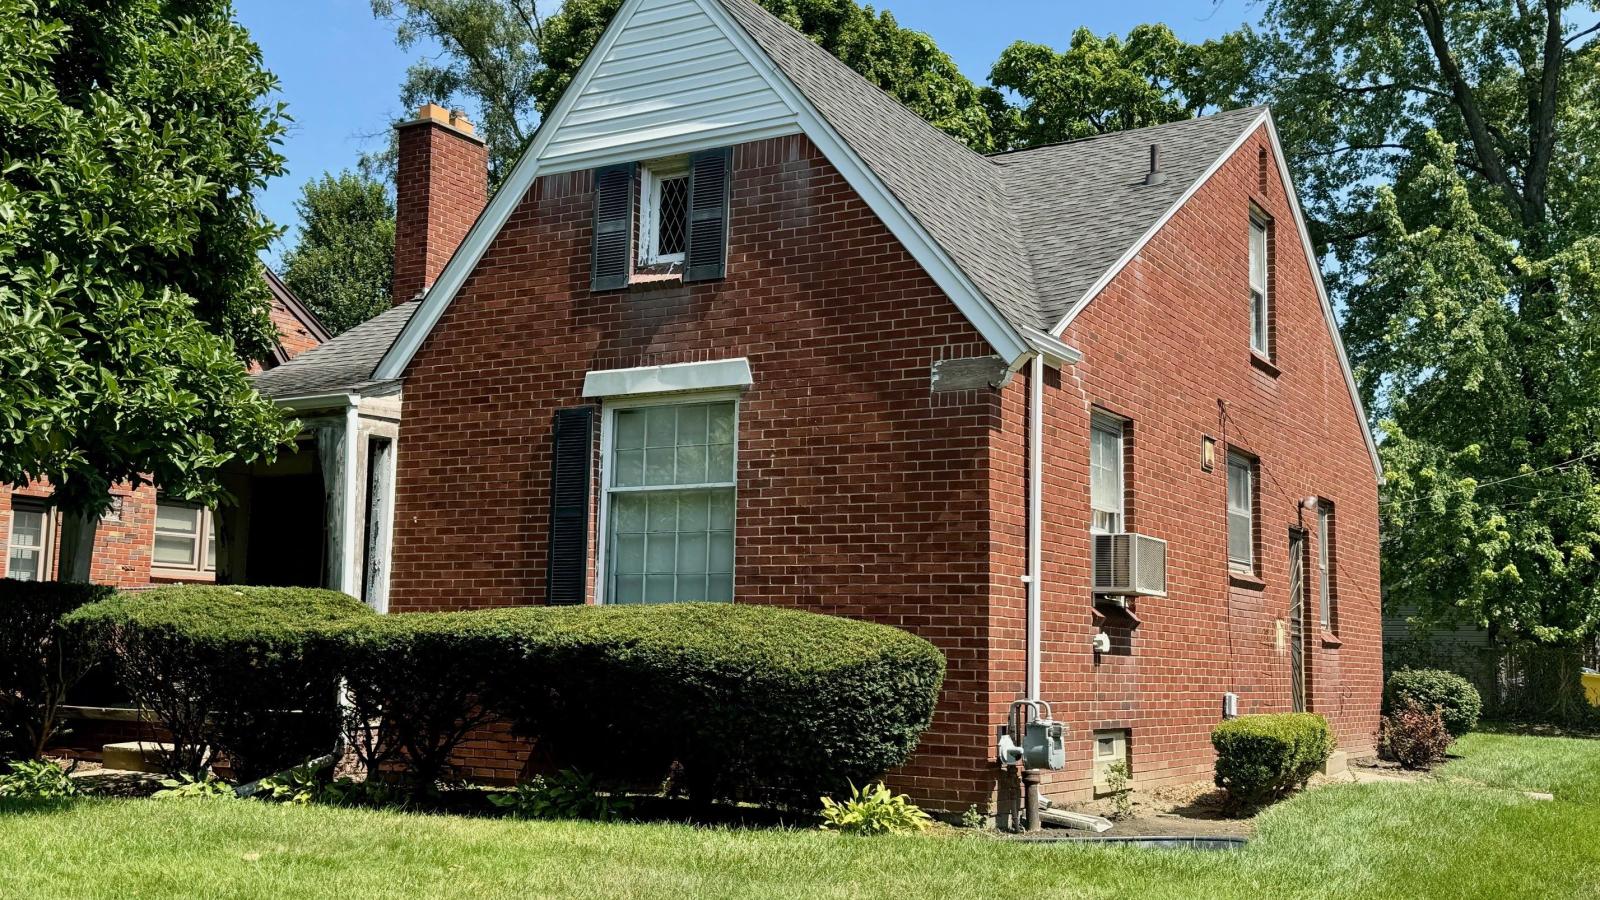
[1025,352,1044,700]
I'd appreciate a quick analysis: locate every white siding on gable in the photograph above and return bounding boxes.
[540,0,799,171]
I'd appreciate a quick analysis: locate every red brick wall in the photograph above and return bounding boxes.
[392,116,488,305]
[267,295,323,365]
[1018,125,1383,799]
[391,134,1005,809]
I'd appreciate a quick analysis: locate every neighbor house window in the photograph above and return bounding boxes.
[1227,453,1255,571]
[603,398,736,604]
[153,500,216,577]
[1089,414,1125,533]
[1317,501,1335,629]
[638,158,689,266]
[1249,213,1270,357]
[7,499,52,581]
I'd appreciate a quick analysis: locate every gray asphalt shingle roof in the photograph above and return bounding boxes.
[252,301,417,400]
[718,0,1264,334]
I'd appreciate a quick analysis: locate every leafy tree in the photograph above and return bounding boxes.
[372,0,997,181]
[0,0,297,579]
[986,24,1251,150]
[280,172,396,335]
[1248,0,1600,717]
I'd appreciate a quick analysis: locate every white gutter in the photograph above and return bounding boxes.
[1025,352,1045,699]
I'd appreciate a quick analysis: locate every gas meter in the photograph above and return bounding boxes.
[996,699,1065,771]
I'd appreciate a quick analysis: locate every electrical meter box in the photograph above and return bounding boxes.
[1022,719,1066,770]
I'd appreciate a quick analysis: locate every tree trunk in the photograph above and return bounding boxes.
[56,506,99,583]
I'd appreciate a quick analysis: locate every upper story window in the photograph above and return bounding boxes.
[1089,414,1125,533]
[153,499,217,578]
[1226,452,1255,572]
[1249,213,1272,358]
[590,148,731,291]
[639,159,689,266]
[603,398,737,604]
[7,499,52,581]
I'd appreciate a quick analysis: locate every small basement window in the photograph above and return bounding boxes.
[1093,729,1129,791]
[639,158,689,266]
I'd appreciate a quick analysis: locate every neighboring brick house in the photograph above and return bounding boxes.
[0,271,328,588]
[246,0,1382,810]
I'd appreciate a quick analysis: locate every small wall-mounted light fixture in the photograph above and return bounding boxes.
[1201,436,1216,472]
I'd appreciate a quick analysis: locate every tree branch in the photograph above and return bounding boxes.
[1563,21,1600,49]
[1522,0,1563,230]
[1412,0,1524,214]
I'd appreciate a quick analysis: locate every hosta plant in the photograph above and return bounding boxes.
[489,769,632,822]
[0,759,78,801]
[819,782,933,835]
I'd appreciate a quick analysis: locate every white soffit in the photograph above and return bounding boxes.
[375,0,1030,382]
[583,358,753,398]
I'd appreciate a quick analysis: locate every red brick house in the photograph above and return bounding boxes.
[239,0,1382,810]
[0,270,329,588]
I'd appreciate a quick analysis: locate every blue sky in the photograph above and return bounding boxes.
[238,1,1258,261]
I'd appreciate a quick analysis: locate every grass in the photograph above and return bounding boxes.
[2,732,1597,899]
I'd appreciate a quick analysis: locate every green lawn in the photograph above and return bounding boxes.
[2,732,1597,899]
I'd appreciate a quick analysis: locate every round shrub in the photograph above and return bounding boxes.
[65,586,375,780]
[472,603,946,805]
[0,580,114,760]
[1379,702,1452,770]
[1383,668,1482,737]
[1211,713,1334,809]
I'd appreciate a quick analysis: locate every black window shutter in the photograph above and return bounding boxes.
[591,163,634,291]
[685,147,731,282]
[545,406,595,604]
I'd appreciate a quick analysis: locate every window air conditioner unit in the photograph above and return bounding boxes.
[1092,532,1167,598]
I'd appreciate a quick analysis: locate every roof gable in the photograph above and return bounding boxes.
[541,0,799,171]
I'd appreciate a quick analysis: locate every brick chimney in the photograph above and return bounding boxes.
[392,103,489,304]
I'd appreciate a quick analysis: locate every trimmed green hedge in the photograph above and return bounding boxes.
[66,586,375,779]
[472,603,946,804]
[75,591,946,802]
[0,580,114,760]
[1384,668,1482,737]
[326,603,945,803]
[1212,713,1333,809]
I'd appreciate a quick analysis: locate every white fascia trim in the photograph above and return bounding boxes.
[696,0,1030,365]
[1048,109,1269,339]
[377,0,1031,379]
[583,357,753,398]
[1260,113,1383,480]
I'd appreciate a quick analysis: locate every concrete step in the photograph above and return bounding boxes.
[1323,750,1349,776]
[101,741,175,774]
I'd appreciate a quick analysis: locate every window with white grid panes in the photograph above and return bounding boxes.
[639,159,689,265]
[604,399,735,604]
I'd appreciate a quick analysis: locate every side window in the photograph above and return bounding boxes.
[153,500,217,578]
[1089,414,1125,533]
[1226,453,1255,572]
[1249,213,1271,358]
[6,499,53,581]
[603,398,737,604]
[1318,501,1335,630]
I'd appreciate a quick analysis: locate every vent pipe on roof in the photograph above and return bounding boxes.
[1144,143,1167,186]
